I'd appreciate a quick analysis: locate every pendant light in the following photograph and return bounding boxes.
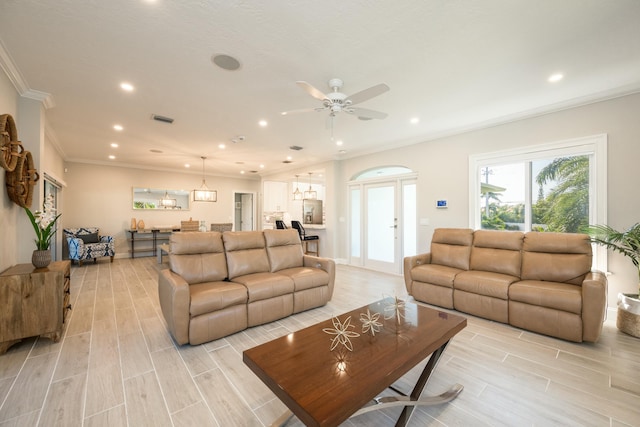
[303,172,317,200]
[193,156,217,202]
[159,190,177,208]
[293,174,303,200]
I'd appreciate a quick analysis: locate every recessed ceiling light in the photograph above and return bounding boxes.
[258,120,268,127]
[240,170,245,174]
[110,143,118,148]
[113,124,123,131]
[120,82,134,92]
[335,140,343,146]
[108,155,115,160]
[548,73,564,83]
[218,143,226,149]
[259,164,265,169]
[286,156,292,161]
[410,117,420,124]
[185,164,190,168]
[211,54,241,71]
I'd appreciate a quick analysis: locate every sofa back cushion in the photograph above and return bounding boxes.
[430,228,473,270]
[264,229,304,272]
[470,230,524,278]
[223,231,271,279]
[170,231,227,284]
[521,232,592,284]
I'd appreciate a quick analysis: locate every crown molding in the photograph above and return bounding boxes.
[0,39,54,109]
[22,89,55,109]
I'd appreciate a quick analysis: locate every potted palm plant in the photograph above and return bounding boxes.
[587,223,640,337]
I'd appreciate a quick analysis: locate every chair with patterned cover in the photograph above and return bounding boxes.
[63,227,115,266]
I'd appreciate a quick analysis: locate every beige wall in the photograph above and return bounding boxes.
[337,92,640,305]
[61,162,261,257]
[0,68,19,272]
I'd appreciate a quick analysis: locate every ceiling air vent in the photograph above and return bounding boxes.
[289,145,304,151]
[151,114,174,124]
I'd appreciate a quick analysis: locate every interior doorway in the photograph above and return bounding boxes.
[234,192,255,231]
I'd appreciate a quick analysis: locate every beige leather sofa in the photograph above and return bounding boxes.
[158,229,335,345]
[404,228,607,342]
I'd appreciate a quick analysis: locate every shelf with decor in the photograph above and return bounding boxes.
[127,228,179,258]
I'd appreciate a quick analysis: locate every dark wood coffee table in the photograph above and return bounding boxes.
[243,298,467,426]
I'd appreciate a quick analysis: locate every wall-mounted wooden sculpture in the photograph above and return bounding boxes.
[1,114,39,208]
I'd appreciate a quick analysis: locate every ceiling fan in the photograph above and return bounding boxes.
[282,78,390,120]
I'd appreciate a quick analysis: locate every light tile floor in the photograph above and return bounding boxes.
[0,257,639,426]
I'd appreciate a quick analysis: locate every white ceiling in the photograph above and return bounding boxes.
[1,1,639,180]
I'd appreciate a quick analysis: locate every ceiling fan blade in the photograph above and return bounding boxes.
[281,107,323,116]
[347,107,388,120]
[346,83,390,105]
[296,81,329,101]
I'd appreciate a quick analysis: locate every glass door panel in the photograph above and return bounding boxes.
[364,183,397,273]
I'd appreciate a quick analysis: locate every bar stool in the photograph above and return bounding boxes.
[291,220,319,256]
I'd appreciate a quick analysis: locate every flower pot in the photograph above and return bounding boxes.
[616,293,640,338]
[32,249,51,269]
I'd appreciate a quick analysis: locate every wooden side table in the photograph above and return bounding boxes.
[0,261,71,354]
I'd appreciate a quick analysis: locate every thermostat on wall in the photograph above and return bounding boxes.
[436,200,448,209]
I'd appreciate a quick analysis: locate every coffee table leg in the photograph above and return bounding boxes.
[350,339,462,426]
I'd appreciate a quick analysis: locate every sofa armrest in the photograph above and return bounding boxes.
[581,270,608,342]
[100,235,114,244]
[158,269,191,345]
[403,253,432,295]
[303,255,336,299]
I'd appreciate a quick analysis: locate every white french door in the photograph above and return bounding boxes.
[349,176,416,274]
[43,176,61,261]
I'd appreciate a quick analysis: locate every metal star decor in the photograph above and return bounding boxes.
[323,315,360,351]
[360,309,383,336]
[384,296,406,323]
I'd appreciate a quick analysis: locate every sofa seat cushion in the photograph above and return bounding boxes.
[277,267,329,292]
[233,272,294,303]
[454,270,519,300]
[189,281,248,317]
[411,264,462,288]
[509,280,582,314]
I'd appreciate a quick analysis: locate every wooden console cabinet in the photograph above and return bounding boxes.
[0,261,71,354]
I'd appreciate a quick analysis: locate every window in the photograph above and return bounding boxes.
[469,134,607,269]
